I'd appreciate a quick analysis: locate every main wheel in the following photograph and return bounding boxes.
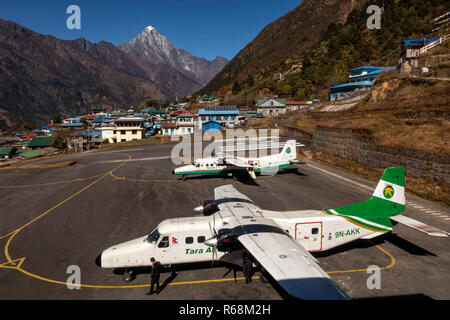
[123,270,133,282]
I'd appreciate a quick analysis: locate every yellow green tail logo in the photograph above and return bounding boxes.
[383,186,394,199]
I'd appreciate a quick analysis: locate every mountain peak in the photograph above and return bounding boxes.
[145,25,156,32]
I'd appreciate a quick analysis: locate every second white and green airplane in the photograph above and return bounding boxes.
[172,139,299,180]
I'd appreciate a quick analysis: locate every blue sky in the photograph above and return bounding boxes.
[0,0,301,61]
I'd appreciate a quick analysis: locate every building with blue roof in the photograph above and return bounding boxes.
[198,106,239,128]
[330,66,395,102]
[399,37,442,73]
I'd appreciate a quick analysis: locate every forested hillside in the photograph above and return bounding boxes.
[197,0,448,104]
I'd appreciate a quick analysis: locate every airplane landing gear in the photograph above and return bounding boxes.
[123,269,134,282]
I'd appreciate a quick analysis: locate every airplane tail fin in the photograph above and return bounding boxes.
[325,167,405,233]
[280,140,297,161]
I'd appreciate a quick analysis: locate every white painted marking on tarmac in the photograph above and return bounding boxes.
[96,156,171,163]
[79,148,144,156]
[305,163,373,192]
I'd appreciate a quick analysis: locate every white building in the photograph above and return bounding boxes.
[99,117,144,143]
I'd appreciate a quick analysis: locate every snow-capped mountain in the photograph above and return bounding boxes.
[119,26,228,86]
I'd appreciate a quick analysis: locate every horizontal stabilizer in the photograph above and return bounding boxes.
[390,215,449,237]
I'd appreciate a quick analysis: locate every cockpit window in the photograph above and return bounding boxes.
[158,236,170,248]
[195,163,200,167]
[146,228,160,244]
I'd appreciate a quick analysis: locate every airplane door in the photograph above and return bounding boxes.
[142,241,155,266]
[295,222,322,251]
[155,235,170,264]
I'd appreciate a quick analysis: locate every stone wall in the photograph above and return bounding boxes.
[309,126,450,184]
[283,126,313,145]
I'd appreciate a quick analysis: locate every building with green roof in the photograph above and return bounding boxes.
[0,146,16,159]
[20,150,44,159]
[28,136,57,149]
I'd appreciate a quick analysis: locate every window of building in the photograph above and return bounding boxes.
[121,130,125,135]
[132,130,137,135]
[185,237,193,244]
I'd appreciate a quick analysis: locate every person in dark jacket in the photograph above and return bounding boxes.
[147,257,161,295]
[242,251,253,284]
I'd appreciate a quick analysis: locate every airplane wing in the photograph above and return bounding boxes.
[223,157,252,168]
[238,232,349,300]
[390,214,449,237]
[214,185,349,300]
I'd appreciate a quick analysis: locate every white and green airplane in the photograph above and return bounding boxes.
[97,167,448,299]
[172,140,298,180]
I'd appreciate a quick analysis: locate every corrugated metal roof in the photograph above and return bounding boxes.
[28,136,56,148]
[199,106,239,115]
[330,81,373,89]
[20,150,44,158]
[256,98,287,106]
[402,38,440,46]
[0,146,15,156]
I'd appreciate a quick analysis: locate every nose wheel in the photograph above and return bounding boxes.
[123,269,134,282]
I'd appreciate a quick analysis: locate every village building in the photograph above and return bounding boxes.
[27,135,57,151]
[198,106,239,128]
[198,96,219,105]
[99,117,144,143]
[0,146,16,160]
[329,66,395,102]
[256,98,287,117]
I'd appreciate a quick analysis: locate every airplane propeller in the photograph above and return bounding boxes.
[207,214,219,267]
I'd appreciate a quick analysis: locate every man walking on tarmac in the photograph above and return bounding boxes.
[147,257,161,295]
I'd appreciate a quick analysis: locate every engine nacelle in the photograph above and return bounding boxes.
[216,229,242,252]
[194,200,220,216]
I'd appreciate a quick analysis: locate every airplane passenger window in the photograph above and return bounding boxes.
[185,237,193,244]
[311,228,319,235]
[158,236,169,248]
[197,236,205,243]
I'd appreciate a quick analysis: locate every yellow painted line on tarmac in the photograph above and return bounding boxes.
[110,171,180,182]
[109,171,275,183]
[0,243,396,289]
[326,245,396,274]
[0,230,17,240]
[3,153,132,264]
[0,150,396,290]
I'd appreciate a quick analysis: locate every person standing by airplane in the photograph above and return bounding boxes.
[242,251,253,284]
[147,257,161,295]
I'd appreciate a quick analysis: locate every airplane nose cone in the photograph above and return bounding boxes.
[193,205,204,213]
[204,237,217,247]
[171,169,175,175]
[95,253,102,267]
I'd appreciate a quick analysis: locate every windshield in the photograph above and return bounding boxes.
[146,228,160,244]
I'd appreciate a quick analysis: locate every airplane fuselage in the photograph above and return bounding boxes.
[99,210,387,269]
